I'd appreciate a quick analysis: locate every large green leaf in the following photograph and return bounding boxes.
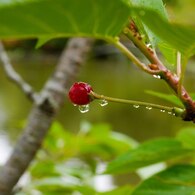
[105,138,193,174]
[0,0,130,40]
[129,0,177,64]
[132,165,195,195]
[29,177,96,195]
[135,8,195,56]
[0,0,195,59]
[158,42,177,65]
[130,0,168,46]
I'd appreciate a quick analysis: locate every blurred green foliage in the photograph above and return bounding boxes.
[15,123,195,194]
[16,122,136,194]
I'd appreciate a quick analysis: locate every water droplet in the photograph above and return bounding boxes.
[99,99,108,107]
[146,106,152,110]
[146,43,152,48]
[153,75,161,79]
[172,113,176,116]
[73,104,77,107]
[78,104,89,113]
[168,111,172,115]
[133,105,140,109]
[182,91,186,96]
[160,109,165,113]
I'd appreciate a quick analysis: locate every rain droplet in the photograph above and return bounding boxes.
[168,111,172,115]
[146,106,152,110]
[172,113,176,116]
[153,75,161,79]
[146,43,152,48]
[182,91,186,96]
[73,104,77,107]
[160,109,165,113]
[133,105,140,109]
[99,99,108,107]
[78,104,89,113]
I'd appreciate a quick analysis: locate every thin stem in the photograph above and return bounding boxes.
[0,42,38,102]
[111,39,158,75]
[122,26,195,121]
[123,27,165,71]
[91,91,184,117]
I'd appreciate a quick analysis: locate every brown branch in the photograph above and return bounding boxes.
[0,38,93,194]
[123,26,195,122]
[0,42,38,102]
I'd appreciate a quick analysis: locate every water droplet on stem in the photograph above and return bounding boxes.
[160,109,165,113]
[146,106,152,110]
[78,104,89,113]
[153,75,161,79]
[99,99,108,107]
[133,105,140,109]
[146,43,152,48]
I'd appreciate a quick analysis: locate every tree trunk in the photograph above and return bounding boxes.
[0,38,93,194]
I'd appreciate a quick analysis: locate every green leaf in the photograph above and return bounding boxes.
[89,123,138,149]
[44,122,72,153]
[135,8,195,56]
[132,165,195,195]
[177,127,195,149]
[131,0,167,19]
[32,176,87,190]
[105,138,192,174]
[0,0,130,40]
[145,90,183,107]
[158,42,177,65]
[79,123,136,158]
[100,186,133,195]
[130,0,168,46]
[35,36,53,48]
[1,0,195,59]
[30,160,59,178]
[30,175,96,194]
[190,94,195,101]
[74,186,96,195]
[43,122,136,160]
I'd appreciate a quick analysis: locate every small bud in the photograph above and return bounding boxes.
[148,64,159,71]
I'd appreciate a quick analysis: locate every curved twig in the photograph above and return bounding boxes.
[0,42,38,102]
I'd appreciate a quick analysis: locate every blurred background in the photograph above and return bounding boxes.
[0,0,195,192]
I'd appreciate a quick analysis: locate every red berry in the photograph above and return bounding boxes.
[68,82,93,105]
